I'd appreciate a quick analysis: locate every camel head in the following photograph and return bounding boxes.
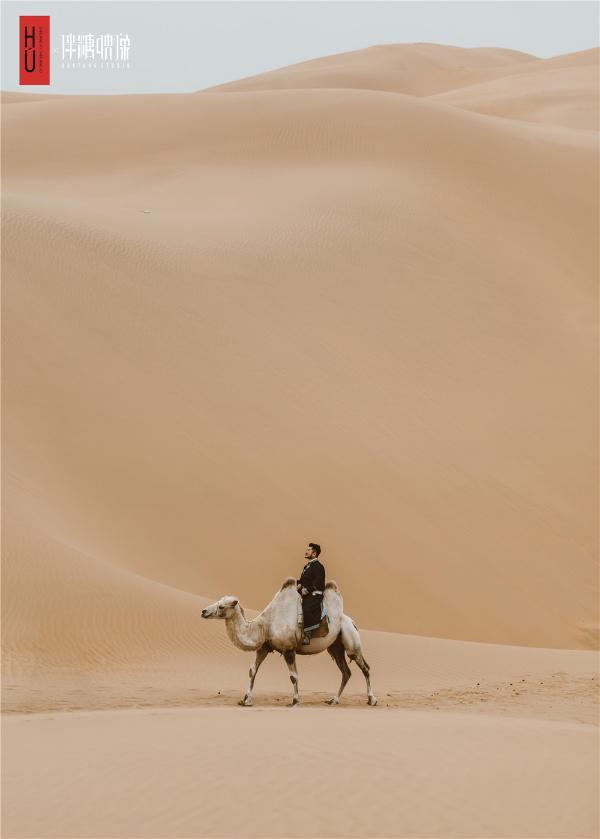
[201,596,239,619]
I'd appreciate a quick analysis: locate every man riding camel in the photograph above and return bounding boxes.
[297,542,325,644]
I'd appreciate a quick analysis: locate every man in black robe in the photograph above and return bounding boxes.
[297,542,325,644]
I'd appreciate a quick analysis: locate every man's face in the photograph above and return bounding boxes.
[304,545,316,560]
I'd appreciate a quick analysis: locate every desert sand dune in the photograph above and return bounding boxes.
[432,62,599,129]
[0,92,65,104]
[207,43,598,131]
[3,73,597,649]
[522,45,600,71]
[2,489,223,673]
[4,707,598,839]
[3,486,596,716]
[3,483,597,837]
[206,42,538,96]
[2,42,598,839]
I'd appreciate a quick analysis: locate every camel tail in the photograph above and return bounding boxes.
[280,576,297,591]
[325,580,341,594]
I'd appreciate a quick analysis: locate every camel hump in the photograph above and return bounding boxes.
[325,580,341,595]
[280,576,297,591]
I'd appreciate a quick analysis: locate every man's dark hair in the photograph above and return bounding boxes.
[308,542,321,557]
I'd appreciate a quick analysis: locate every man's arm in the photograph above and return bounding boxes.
[315,561,325,591]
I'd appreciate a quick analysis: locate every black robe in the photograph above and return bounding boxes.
[297,558,326,630]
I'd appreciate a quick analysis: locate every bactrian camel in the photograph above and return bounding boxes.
[201,577,377,706]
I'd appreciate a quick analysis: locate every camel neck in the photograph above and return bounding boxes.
[225,605,264,651]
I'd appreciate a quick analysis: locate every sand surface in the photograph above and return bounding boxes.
[4,707,598,839]
[2,42,599,838]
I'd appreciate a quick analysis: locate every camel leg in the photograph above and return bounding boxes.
[348,651,377,705]
[325,635,352,705]
[283,649,300,706]
[341,616,377,705]
[239,644,270,706]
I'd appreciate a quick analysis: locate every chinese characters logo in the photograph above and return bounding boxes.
[61,32,131,69]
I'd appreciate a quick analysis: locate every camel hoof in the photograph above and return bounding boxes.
[238,698,252,707]
[368,696,378,706]
[289,699,300,707]
[325,697,339,705]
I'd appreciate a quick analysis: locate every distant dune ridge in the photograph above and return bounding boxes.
[206,41,538,96]
[207,42,599,127]
[2,39,599,678]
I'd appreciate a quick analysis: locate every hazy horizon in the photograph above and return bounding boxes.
[1,1,599,95]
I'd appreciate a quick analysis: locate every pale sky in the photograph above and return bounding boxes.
[1,1,598,95]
